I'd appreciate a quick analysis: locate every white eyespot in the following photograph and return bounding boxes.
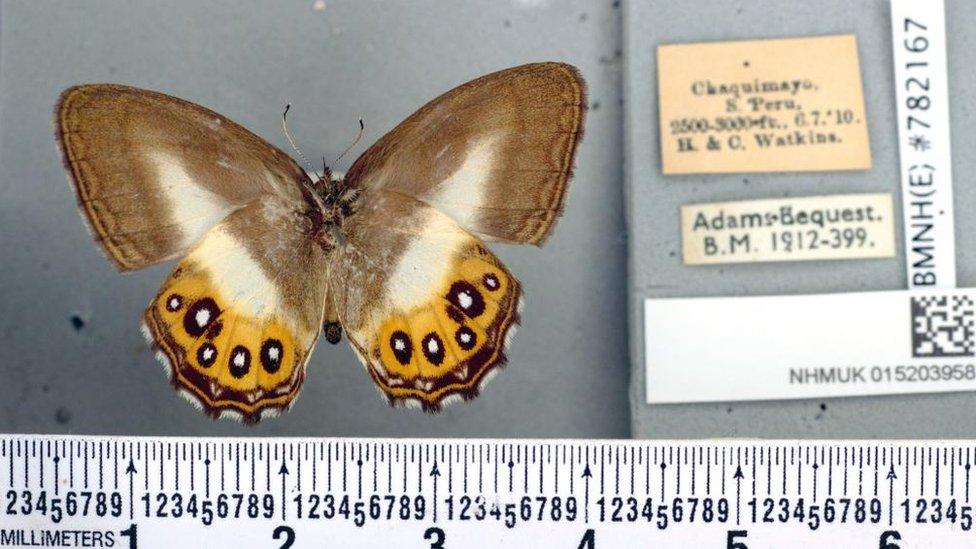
[457,291,473,310]
[427,338,439,354]
[169,297,180,309]
[195,308,211,327]
[202,348,215,361]
[234,351,246,367]
[268,347,280,361]
[459,332,472,343]
[394,339,406,351]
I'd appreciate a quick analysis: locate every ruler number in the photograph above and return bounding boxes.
[423,526,445,548]
[880,530,902,549]
[272,525,295,549]
[119,524,137,549]
[726,530,747,549]
[577,528,595,549]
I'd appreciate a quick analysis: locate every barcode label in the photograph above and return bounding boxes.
[645,289,976,403]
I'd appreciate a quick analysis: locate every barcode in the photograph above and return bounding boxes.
[911,295,974,358]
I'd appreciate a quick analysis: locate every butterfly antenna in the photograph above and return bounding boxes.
[282,104,321,179]
[331,118,365,168]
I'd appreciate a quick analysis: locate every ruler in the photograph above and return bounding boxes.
[3,437,976,547]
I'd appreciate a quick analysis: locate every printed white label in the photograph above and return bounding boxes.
[681,193,896,265]
[891,0,957,288]
[645,289,976,403]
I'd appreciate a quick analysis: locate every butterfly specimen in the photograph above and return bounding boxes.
[55,63,586,423]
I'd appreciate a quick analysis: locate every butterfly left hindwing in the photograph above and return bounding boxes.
[144,197,330,423]
[331,190,522,411]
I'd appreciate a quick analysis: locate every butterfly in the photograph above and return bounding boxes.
[55,62,586,423]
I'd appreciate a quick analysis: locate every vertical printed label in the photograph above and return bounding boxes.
[891,0,957,289]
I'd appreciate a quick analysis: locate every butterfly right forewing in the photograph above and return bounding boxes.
[344,62,586,246]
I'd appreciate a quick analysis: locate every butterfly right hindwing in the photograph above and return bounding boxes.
[331,190,522,410]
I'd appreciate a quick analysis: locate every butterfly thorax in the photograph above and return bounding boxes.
[303,175,361,252]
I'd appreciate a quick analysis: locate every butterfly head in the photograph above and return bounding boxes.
[303,173,360,251]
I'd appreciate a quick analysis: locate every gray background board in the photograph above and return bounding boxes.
[0,0,629,437]
[625,0,976,437]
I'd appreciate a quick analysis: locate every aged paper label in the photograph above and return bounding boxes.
[681,193,895,265]
[658,34,872,174]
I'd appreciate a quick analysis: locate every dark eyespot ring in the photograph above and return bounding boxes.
[229,345,251,378]
[421,333,446,366]
[260,339,284,374]
[446,281,485,318]
[184,298,220,337]
[196,343,217,367]
[389,330,412,365]
[455,327,477,351]
[483,273,501,291]
[166,294,184,312]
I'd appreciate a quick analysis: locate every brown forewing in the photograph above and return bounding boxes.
[56,84,309,271]
[344,62,586,246]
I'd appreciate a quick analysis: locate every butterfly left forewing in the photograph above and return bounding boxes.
[332,190,522,410]
[57,84,309,270]
[144,197,329,422]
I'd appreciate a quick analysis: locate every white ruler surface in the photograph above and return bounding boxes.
[3,436,976,547]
